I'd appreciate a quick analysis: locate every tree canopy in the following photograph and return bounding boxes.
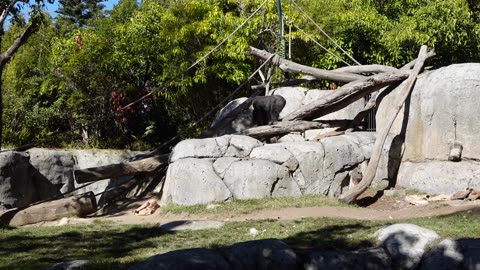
[2,0,480,150]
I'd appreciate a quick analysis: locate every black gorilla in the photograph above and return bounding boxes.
[252,95,286,126]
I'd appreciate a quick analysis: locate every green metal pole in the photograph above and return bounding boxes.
[276,0,286,58]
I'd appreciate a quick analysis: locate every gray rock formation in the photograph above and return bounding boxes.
[376,223,440,270]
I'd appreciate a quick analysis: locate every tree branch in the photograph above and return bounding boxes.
[247,46,366,83]
[0,21,39,67]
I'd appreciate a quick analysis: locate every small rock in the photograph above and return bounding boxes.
[384,189,406,197]
[47,260,93,270]
[206,204,220,210]
[57,217,69,226]
[249,228,259,236]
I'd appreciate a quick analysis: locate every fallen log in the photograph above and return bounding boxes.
[1,192,97,226]
[282,71,409,121]
[247,47,366,83]
[241,120,348,138]
[74,154,170,184]
[339,45,432,203]
[334,64,400,75]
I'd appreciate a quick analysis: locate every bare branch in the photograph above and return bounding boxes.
[247,46,366,83]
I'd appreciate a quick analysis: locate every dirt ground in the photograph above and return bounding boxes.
[65,190,480,227]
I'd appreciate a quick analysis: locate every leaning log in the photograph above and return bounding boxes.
[247,47,366,83]
[241,120,348,138]
[1,192,97,226]
[339,46,432,203]
[282,71,409,121]
[74,154,170,184]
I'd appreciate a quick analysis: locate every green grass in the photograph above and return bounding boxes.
[160,195,353,215]
[1,210,480,270]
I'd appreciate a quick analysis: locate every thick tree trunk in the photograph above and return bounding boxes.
[282,71,409,121]
[1,192,97,226]
[241,120,347,138]
[339,46,431,203]
[74,154,170,184]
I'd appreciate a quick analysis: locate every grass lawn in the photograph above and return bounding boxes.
[1,208,479,270]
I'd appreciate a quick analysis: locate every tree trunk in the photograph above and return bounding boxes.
[74,154,170,184]
[1,192,97,226]
[282,71,409,121]
[339,46,431,203]
[241,120,346,138]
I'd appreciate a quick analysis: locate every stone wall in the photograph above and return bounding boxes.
[161,133,378,206]
[0,148,140,208]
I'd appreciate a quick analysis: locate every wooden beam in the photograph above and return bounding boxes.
[247,47,366,83]
[74,154,170,184]
[282,71,409,121]
[241,120,346,138]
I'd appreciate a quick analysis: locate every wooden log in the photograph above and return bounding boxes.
[339,46,431,203]
[334,64,399,74]
[247,47,366,83]
[282,71,409,121]
[1,192,97,226]
[241,120,347,138]
[74,154,170,184]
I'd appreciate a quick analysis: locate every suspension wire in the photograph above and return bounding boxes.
[185,0,269,72]
[289,0,362,65]
[145,54,276,156]
[292,23,351,66]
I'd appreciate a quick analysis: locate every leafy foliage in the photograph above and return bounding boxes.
[2,0,480,149]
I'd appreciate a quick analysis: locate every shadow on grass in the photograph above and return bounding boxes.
[0,224,171,270]
[282,221,386,252]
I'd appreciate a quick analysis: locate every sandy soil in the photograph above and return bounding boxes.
[66,191,480,226]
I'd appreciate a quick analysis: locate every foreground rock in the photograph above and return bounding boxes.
[376,224,440,270]
[129,224,480,270]
[129,239,299,270]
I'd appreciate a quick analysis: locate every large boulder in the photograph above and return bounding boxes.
[376,223,440,270]
[160,158,232,206]
[211,97,253,136]
[396,160,480,194]
[0,152,38,208]
[222,159,301,199]
[376,63,480,162]
[303,89,365,121]
[419,238,480,270]
[27,148,76,194]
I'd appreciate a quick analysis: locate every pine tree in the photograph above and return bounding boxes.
[56,0,105,27]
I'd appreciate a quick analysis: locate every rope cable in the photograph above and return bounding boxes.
[185,0,269,72]
[290,0,362,65]
[292,23,351,66]
[146,54,276,155]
